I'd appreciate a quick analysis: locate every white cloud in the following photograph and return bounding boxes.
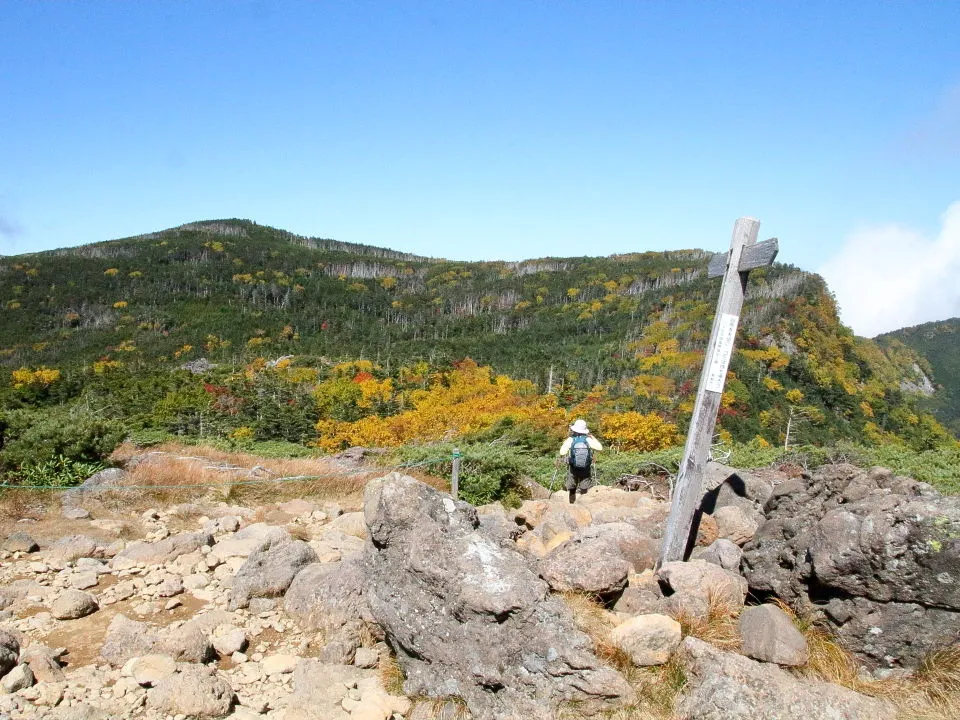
[818,201,960,337]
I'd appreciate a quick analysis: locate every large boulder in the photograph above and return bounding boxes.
[285,554,375,663]
[701,463,775,514]
[209,523,291,563]
[657,560,747,619]
[147,665,235,717]
[742,464,960,667]
[574,522,660,573]
[229,539,318,609]
[364,472,634,720]
[50,589,99,620]
[711,505,761,546]
[61,467,127,512]
[47,535,101,565]
[156,610,231,663]
[538,532,631,597]
[112,531,213,568]
[0,628,20,677]
[285,558,370,630]
[676,636,895,719]
[100,615,158,666]
[4,531,39,554]
[21,643,66,683]
[284,660,378,720]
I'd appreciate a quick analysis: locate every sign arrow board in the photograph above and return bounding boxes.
[658,218,778,566]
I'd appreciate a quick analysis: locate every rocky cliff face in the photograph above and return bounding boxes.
[742,463,960,667]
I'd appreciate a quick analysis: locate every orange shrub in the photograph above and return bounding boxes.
[599,411,680,452]
[315,359,566,452]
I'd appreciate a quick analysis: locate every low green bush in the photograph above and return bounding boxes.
[0,405,124,477]
[388,441,535,506]
[17,455,105,488]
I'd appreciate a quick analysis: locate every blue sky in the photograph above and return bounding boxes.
[1,1,958,334]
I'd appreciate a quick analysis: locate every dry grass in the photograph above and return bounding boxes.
[379,650,406,696]
[105,441,381,510]
[380,647,471,719]
[902,647,960,719]
[0,488,49,521]
[775,599,960,720]
[559,592,687,720]
[670,592,742,653]
[105,440,449,511]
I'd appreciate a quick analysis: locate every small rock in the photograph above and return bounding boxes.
[261,653,299,675]
[610,614,682,666]
[4,532,39,554]
[156,576,184,598]
[50,590,99,620]
[739,604,809,666]
[212,629,247,656]
[353,647,379,668]
[696,538,743,572]
[63,506,91,520]
[69,572,99,590]
[183,574,210,590]
[129,654,177,687]
[0,663,34,693]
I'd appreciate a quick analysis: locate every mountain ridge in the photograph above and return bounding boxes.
[0,218,955,462]
[877,317,960,436]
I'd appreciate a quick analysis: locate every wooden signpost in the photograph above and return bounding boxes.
[657,218,778,566]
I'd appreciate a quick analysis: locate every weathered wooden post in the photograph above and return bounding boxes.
[451,448,462,500]
[657,217,778,566]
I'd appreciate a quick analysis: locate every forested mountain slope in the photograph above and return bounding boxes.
[877,318,960,436]
[0,219,954,468]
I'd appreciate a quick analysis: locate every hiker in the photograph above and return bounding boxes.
[558,419,602,504]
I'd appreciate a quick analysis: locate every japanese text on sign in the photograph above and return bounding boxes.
[704,313,739,394]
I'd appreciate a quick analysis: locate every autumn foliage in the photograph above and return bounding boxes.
[599,411,680,452]
[315,359,568,451]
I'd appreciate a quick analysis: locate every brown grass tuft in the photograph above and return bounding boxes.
[379,650,406,696]
[406,697,470,720]
[774,598,960,719]
[670,591,742,653]
[0,488,49,521]
[286,524,312,542]
[105,441,384,510]
[558,592,687,720]
[913,647,960,707]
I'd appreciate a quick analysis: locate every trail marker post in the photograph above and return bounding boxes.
[657,217,778,566]
[451,448,462,500]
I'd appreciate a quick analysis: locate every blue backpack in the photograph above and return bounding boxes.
[569,435,592,471]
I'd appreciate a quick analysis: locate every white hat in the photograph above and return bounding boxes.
[569,419,590,434]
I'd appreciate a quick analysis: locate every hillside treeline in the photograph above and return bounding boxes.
[0,219,955,487]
